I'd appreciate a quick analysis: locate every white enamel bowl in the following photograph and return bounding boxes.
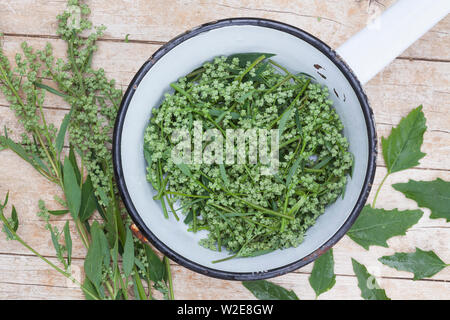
[113,18,377,280]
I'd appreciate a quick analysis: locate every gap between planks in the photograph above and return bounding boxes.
[1,33,449,64]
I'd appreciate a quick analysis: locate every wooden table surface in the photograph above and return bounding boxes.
[0,0,449,300]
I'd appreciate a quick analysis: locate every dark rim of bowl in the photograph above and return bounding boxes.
[113,17,377,281]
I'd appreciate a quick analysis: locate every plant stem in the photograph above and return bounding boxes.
[164,256,175,300]
[132,266,146,300]
[0,213,98,300]
[236,55,266,82]
[74,218,90,248]
[372,172,389,208]
[165,191,209,199]
[68,35,86,95]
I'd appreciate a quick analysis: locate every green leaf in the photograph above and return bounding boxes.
[35,82,68,98]
[183,210,193,224]
[379,248,448,280]
[209,109,240,120]
[63,157,82,219]
[145,245,165,282]
[352,259,390,300]
[393,178,450,222]
[82,276,100,300]
[278,106,293,139]
[122,228,135,277]
[84,221,103,289]
[347,205,422,250]
[144,145,152,167]
[10,206,18,232]
[242,249,275,257]
[98,230,110,267]
[63,221,72,266]
[68,146,81,184]
[55,110,72,154]
[50,227,63,264]
[294,108,302,136]
[312,155,333,170]
[219,163,229,186]
[79,176,97,222]
[1,191,9,208]
[286,156,302,187]
[309,249,336,298]
[176,163,192,177]
[226,52,276,68]
[48,209,69,216]
[0,136,44,173]
[242,280,299,300]
[381,105,427,174]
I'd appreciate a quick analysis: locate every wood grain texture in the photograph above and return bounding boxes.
[0,0,449,300]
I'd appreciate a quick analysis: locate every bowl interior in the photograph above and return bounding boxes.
[118,23,370,274]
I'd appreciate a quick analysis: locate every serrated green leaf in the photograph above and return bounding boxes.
[309,249,336,298]
[381,105,427,174]
[393,178,450,222]
[352,259,390,300]
[379,248,448,280]
[122,228,135,277]
[347,205,422,250]
[63,221,72,266]
[242,280,299,300]
[63,157,81,219]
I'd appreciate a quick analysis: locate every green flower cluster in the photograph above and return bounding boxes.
[51,0,121,205]
[144,54,353,259]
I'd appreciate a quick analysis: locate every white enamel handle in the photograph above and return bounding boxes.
[336,0,450,85]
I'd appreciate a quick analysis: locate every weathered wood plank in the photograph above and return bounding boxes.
[0,0,448,62]
[0,254,448,300]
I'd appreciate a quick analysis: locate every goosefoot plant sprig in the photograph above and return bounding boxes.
[244,106,449,300]
[0,0,173,300]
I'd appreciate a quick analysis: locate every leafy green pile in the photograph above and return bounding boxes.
[144,54,353,259]
[0,0,173,300]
